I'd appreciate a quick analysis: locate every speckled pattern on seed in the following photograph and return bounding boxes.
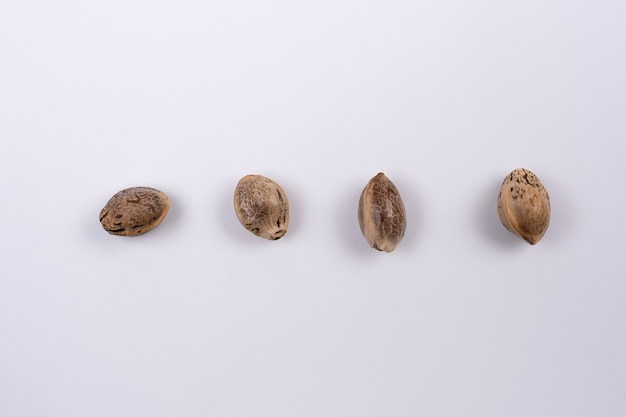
[358,172,407,252]
[234,175,289,240]
[497,168,550,245]
[99,187,169,237]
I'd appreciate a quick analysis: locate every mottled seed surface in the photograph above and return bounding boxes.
[99,187,169,237]
[358,172,407,252]
[234,175,289,240]
[497,168,550,245]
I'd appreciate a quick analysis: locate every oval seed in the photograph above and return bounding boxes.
[99,187,169,236]
[358,172,407,252]
[497,168,550,244]
[233,175,289,240]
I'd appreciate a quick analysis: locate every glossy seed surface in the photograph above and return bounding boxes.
[99,187,169,236]
[358,172,407,252]
[233,175,289,240]
[497,168,550,245]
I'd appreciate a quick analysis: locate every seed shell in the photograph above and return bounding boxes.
[497,168,550,244]
[99,187,169,237]
[233,175,289,240]
[358,172,407,252]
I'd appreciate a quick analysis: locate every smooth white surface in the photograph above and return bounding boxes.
[1,1,625,416]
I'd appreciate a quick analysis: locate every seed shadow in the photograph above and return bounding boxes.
[474,178,521,249]
[392,174,422,255]
[334,179,378,259]
[538,176,574,246]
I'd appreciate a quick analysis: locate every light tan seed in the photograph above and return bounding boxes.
[497,168,550,245]
[99,187,169,236]
[358,172,407,252]
[233,175,289,240]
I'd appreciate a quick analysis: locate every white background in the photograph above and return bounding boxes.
[1,1,625,416]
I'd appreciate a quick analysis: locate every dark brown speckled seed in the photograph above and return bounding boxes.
[358,172,407,252]
[99,187,169,236]
[497,168,550,244]
[233,175,289,240]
